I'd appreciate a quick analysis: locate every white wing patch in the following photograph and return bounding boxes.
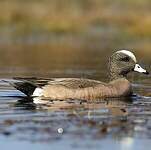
[116,50,137,63]
[32,88,43,97]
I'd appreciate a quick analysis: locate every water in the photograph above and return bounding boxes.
[0,43,150,150]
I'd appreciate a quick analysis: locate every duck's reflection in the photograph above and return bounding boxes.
[15,97,36,110]
[11,96,147,141]
[15,96,133,118]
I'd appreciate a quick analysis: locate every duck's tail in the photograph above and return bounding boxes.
[3,80,39,97]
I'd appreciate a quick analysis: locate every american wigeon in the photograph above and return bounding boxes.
[6,50,149,100]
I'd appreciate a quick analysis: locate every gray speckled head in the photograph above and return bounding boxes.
[108,50,148,80]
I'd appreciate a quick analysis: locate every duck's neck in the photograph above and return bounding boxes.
[109,72,127,81]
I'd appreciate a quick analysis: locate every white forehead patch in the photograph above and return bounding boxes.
[116,50,137,63]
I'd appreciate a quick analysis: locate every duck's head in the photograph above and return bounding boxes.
[109,50,149,80]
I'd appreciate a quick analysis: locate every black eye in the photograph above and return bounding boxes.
[119,57,130,62]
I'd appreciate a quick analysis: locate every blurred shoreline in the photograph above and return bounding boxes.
[0,0,150,77]
[0,0,150,53]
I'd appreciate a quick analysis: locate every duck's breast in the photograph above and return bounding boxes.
[109,79,132,97]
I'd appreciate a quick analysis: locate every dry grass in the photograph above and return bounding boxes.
[0,0,150,36]
[0,0,150,55]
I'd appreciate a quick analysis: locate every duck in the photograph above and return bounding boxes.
[6,50,149,100]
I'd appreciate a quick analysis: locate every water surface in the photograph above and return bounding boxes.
[0,43,150,150]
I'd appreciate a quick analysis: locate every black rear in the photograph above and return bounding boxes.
[12,82,37,97]
[4,81,37,97]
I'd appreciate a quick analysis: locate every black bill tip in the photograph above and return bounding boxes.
[144,71,149,75]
